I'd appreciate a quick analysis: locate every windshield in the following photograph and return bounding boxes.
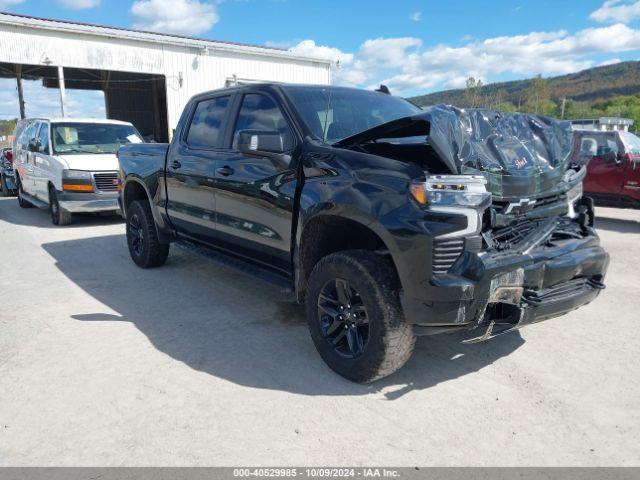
[52,123,143,155]
[282,86,422,143]
[619,131,640,155]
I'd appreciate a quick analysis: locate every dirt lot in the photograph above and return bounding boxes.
[0,196,638,466]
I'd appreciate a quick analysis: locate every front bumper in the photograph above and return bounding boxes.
[58,191,120,213]
[404,224,609,337]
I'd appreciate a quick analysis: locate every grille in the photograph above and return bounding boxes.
[493,194,564,215]
[488,217,544,251]
[93,172,118,192]
[432,238,464,275]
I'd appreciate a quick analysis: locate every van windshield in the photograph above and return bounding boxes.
[52,123,143,155]
[282,86,422,143]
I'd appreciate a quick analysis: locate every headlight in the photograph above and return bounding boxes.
[410,175,491,209]
[62,169,92,180]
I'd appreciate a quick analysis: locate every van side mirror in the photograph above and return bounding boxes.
[237,130,285,155]
[28,138,41,153]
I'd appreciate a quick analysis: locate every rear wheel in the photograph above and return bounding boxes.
[126,200,169,268]
[16,178,33,208]
[305,250,415,383]
[49,187,72,226]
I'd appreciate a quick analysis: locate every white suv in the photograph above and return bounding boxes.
[14,118,143,225]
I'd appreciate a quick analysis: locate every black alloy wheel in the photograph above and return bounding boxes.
[317,278,369,359]
[129,212,145,258]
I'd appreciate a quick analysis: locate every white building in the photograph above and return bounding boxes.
[0,12,331,141]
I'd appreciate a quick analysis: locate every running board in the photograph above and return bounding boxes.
[175,240,294,293]
[21,191,49,209]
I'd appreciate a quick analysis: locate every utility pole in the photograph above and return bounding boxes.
[561,98,566,119]
[15,65,25,119]
[58,66,66,117]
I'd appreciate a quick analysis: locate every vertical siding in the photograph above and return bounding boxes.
[0,22,331,133]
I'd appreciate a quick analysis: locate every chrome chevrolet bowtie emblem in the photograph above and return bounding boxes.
[504,198,537,214]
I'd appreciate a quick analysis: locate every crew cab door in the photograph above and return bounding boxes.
[579,132,626,196]
[212,91,299,274]
[165,94,232,243]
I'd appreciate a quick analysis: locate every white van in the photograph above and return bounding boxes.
[14,118,143,225]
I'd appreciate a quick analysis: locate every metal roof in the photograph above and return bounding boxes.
[0,11,332,65]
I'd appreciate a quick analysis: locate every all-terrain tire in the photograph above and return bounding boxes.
[305,250,415,383]
[16,177,33,208]
[49,187,73,226]
[126,200,169,268]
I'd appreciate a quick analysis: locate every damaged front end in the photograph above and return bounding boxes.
[336,105,610,340]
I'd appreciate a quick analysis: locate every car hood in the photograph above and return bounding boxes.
[56,153,119,171]
[334,105,574,199]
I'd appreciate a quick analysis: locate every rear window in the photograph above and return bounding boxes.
[186,96,230,148]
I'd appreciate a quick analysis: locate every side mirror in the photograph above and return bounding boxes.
[237,130,285,155]
[28,138,41,153]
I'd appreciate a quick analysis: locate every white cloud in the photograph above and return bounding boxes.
[285,22,640,95]
[0,78,106,120]
[131,0,219,35]
[410,11,422,21]
[56,0,100,9]
[590,0,640,23]
[599,57,622,65]
[0,0,24,9]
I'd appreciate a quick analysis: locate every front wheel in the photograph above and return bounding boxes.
[126,200,169,268]
[305,250,415,383]
[49,187,73,226]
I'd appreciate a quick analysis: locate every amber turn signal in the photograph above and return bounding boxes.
[62,183,94,192]
[409,182,427,205]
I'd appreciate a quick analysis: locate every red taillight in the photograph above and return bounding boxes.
[5,151,12,163]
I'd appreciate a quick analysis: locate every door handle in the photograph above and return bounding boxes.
[217,165,234,176]
[171,160,182,169]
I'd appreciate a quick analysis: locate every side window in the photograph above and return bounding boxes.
[580,134,619,157]
[185,96,230,148]
[37,123,50,153]
[22,123,36,150]
[232,94,294,151]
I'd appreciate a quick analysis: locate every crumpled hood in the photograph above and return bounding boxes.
[334,105,574,199]
[56,153,119,171]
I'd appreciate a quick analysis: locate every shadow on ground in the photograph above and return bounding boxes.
[595,214,640,234]
[43,234,524,399]
[0,196,123,229]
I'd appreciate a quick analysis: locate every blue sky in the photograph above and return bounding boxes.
[2,0,640,118]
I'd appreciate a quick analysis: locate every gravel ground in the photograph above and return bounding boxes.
[0,196,639,466]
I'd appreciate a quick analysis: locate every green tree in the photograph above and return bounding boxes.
[524,75,551,114]
[464,76,484,107]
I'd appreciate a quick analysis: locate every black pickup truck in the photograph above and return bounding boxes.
[118,84,609,382]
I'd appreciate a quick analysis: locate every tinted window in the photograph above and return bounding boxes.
[282,86,421,142]
[186,96,230,148]
[37,123,50,153]
[232,94,294,151]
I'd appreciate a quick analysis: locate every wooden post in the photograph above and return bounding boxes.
[16,65,25,119]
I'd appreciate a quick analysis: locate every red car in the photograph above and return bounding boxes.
[572,130,640,209]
